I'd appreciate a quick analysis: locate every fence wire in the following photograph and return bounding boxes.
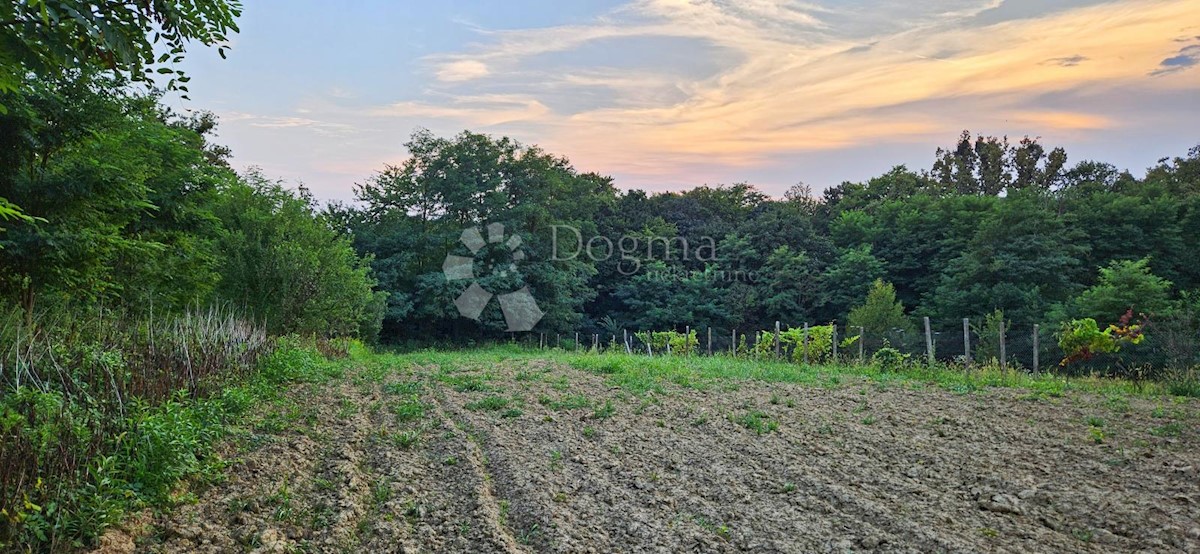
[527,316,1200,379]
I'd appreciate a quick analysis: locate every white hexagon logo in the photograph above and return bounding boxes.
[443,223,543,332]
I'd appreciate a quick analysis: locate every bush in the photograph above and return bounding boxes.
[0,309,349,551]
[872,344,910,371]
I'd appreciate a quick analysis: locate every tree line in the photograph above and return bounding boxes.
[0,71,384,338]
[341,130,1200,344]
[1,67,1198,349]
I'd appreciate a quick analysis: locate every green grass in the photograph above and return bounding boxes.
[466,395,513,411]
[0,339,355,551]
[732,410,778,434]
[392,398,427,422]
[369,344,1192,401]
[539,394,592,411]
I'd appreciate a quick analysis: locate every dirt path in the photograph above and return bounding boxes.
[127,356,1200,553]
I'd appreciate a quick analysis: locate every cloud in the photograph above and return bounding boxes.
[228,0,1200,197]
[1043,54,1088,67]
[218,112,356,136]
[370,95,552,127]
[436,60,490,81]
[1151,43,1200,76]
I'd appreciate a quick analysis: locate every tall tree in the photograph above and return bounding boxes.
[0,0,241,103]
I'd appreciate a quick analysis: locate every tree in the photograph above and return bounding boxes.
[759,245,820,324]
[0,196,31,238]
[352,130,610,338]
[611,262,730,331]
[930,131,1065,194]
[0,72,160,322]
[0,0,241,103]
[1064,258,1173,323]
[820,245,886,322]
[848,279,912,337]
[213,171,384,339]
[927,190,1085,324]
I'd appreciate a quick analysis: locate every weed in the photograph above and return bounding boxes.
[268,478,295,522]
[501,408,524,419]
[498,500,511,526]
[392,430,421,449]
[337,397,357,418]
[444,375,491,392]
[313,477,335,492]
[732,411,778,434]
[781,482,797,493]
[582,426,596,438]
[384,381,423,395]
[1105,395,1130,413]
[1151,422,1183,437]
[466,395,512,411]
[1088,427,1105,444]
[860,415,877,425]
[542,394,591,411]
[443,456,459,466]
[392,399,426,422]
[518,524,542,545]
[1085,416,1105,428]
[371,479,392,505]
[592,400,616,419]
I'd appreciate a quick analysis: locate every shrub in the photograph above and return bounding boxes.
[872,343,910,371]
[0,308,338,551]
[1057,310,1146,368]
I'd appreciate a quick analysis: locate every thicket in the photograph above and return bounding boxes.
[0,71,382,550]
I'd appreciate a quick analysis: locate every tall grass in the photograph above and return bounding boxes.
[0,306,273,551]
[380,343,1195,400]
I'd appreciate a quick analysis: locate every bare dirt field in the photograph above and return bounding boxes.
[116,353,1200,553]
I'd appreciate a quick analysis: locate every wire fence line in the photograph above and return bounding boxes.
[520,316,1200,380]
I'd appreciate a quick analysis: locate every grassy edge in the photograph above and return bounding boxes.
[375,344,1195,401]
[1,338,355,552]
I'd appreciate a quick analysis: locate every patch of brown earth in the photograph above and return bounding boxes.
[135,357,1199,553]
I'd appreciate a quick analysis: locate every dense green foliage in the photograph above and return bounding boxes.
[0,0,241,102]
[0,72,383,338]
[346,130,1200,349]
[1,11,1199,548]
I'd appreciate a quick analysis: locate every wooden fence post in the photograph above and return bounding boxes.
[999,321,1007,371]
[963,318,971,367]
[1033,324,1040,375]
[857,326,865,364]
[731,328,736,356]
[575,332,579,351]
[774,321,781,359]
[685,325,691,356]
[802,322,810,365]
[707,327,712,356]
[924,316,934,364]
[831,322,838,361]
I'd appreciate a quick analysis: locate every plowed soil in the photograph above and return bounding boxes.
[112,355,1200,553]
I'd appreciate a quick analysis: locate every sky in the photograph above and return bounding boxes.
[173,0,1200,202]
